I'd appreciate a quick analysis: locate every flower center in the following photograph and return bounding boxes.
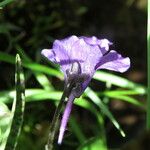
[65,61,87,98]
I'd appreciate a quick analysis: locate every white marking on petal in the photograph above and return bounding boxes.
[41,49,51,57]
[79,38,86,45]
[100,39,112,51]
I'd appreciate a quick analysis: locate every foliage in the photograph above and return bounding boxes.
[0,0,146,150]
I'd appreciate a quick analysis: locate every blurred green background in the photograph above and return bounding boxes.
[0,0,147,150]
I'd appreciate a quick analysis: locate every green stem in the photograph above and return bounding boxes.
[147,0,150,129]
[45,89,67,150]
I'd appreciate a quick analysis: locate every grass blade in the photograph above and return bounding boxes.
[103,90,144,107]
[5,54,25,150]
[0,88,100,119]
[0,0,14,8]
[16,46,54,90]
[0,103,12,150]
[69,116,86,144]
[34,72,54,90]
[102,90,145,96]
[105,94,144,107]
[94,71,146,94]
[0,52,15,64]
[85,87,125,137]
[0,51,62,78]
[78,136,107,150]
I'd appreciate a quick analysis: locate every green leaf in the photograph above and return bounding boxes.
[23,62,62,78]
[0,52,62,78]
[0,52,15,64]
[78,137,107,150]
[0,88,100,120]
[5,54,25,150]
[34,72,54,90]
[0,89,61,103]
[103,90,145,96]
[103,91,144,107]
[16,46,54,90]
[0,0,14,8]
[15,45,32,62]
[69,116,86,144]
[85,87,125,137]
[0,103,12,150]
[0,52,146,94]
[94,71,146,94]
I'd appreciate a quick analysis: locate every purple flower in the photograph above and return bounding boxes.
[41,35,130,144]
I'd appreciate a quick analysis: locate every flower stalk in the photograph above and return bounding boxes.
[45,90,66,150]
[45,79,75,150]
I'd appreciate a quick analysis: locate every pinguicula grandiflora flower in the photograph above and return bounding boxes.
[41,35,130,145]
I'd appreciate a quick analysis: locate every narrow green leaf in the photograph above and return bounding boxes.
[16,46,54,90]
[0,89,61,103]
[94,71,146,94]
[23,62,62,78]
[69,116,86,144]
[0,52,62,78]
[103,90,145,96]
[0,103,12,150]
[0,88,99,118]
[0,52,146,93]
[34,72,54,90]
[5,54,25,150]
[95,113,107,146]
[85,87,125,137]
[105,94,144,107]
[0,0,14,8]
[15,45,32,62]
[0,52,15,64]
[78,136,107,150]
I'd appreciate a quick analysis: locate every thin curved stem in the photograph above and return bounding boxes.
[45,89,66,150]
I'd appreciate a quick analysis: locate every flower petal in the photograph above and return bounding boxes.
[99,39,112,51]
[95,50,130,73]
[53,35,79,62]
[58,93,75,144]
[53,37,103,76]
[81,36,100,45]
[41,49,56,63]
[82,36,112,55]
